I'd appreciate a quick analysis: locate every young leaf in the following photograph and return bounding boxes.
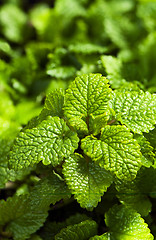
[9,116,79,170]
[64,73,112,128]
[66,116,89,137]
[55,220,98,240]
[62,153,113,210]
[81,125,142,180]
[40,89,64,120]
[105,204,154,240]
[89,110,110,135]
[110,90,156,133]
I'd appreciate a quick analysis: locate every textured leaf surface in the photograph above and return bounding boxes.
[144,127,156,152]
[115,167,156,215]
[40,214,90,240]
[134,134,155,167]
[0,173,70,239]
[40,89,64,119]
[0,117,27,188]
[115,180,151,217]
[81,125,141,180]
[0,195,28,226]
[8,210,47,240]
[55,220,97,240]
[63,153,113,210]
[110,90,156,133]
[30,173,71,209]
[66,116,89,137]
[89,110,110,135]
[0,129,34,189]
[105,204,154,240]
[64,73,112,127]
[9,116,79,169]
[0,194,48,240]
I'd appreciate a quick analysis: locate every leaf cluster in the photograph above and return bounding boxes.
[0,73,155,239]
[0,0,156,239]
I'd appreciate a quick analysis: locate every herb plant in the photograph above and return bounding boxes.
[1,0,156,239]
[0,73,154,239]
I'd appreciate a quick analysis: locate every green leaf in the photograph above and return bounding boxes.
[55,220,98,240]
[0,172,71,239]
[66,117,89,137]
[0,39,13,57]
[15,101,42,125]
[105,204,154,240]
[47,66,76,79]
[8,210,47,240]
[64,73,112,128]
[115,178,152,216]
[9,116,79,170]
[28,235,42,240]
[46,48,77,79]
[40,221,67,240]
[0,195,28,226]
[110,90,156,133]
[0,194,48,240]
[101,55,125,88]
[0,117,22,188]
[55,0,86,28]
[134,134,155,167]
[40,89,64,121]
[89,233,109,240]
[0,4,28,43]
[0,93,15,119]
[89,110,110,135]
[62,153,113,210]
[69,43,107,54]
[30,173,71,209]
[116,167,156,215]
[81,125,142,180]
[40,213,90,240]
[144,127,156,152]
[0,137,34,190]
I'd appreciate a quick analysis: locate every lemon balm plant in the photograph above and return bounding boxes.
[0,73,156,239]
